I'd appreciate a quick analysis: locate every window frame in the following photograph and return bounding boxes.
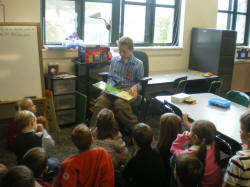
[41,0,182,46]
[217,0,250,45]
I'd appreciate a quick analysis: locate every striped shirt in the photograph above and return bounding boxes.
[224,149,250,187]
[107,53,144,91]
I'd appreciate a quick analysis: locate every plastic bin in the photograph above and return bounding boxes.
[54,94,75,110]
[47,78,76,95]
[56,109,76,125]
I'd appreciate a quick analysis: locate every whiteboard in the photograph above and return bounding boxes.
[0,24,44,101]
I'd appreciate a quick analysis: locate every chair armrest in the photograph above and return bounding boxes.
[139,77,152,84]
[98,72,109,82]
[139,77,152,101]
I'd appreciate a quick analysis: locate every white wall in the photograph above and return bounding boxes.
[0,0,218,118]
[0,0,218,73]
[0,0,40,22]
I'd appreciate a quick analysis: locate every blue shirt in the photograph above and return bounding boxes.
[107,53,144,91]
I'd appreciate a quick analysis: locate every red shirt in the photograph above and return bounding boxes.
[54,148,114,187]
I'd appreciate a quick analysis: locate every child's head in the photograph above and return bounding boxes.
[174,153,204,187]
[72,124,92,150]
[190,120,218,165]
[117,36,134,60]
[190,120,216,145]
[240,111,250,145]
[23,147,48,178]
[16,98,37,113]
[1,165,35,187]
[157,113,182,150]
[96,108,118,139]
[132,123,153,149]
[15,110,37,131]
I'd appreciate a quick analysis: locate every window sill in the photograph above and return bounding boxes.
[42,45,184,59]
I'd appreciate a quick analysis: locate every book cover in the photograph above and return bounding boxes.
[92,81,135,101]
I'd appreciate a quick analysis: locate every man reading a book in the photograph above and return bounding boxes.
[90,36,144,136]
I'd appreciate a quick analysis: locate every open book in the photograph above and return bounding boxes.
[92,81,135,101]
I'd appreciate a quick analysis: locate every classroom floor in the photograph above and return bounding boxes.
[0,114,161,168]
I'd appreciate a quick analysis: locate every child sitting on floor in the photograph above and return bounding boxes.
[122,123,167,187]
[174,153,204,187]
[223,111,250,187]
[7,98,46,149]
[171,119,222,187]
[0,165,39,187]
[157,113,182,186]
[54,124,114,187]
[12,110,59,174]
[23,147,51,187]
[91,108,127,169]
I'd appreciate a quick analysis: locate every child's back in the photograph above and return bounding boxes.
[54,124,114,187]
[7,98,46,149]
[122,123,167,187]
[171,120,222,187]
[13,131,42,164]
[54,148,114,187]
[123,146,167,187]
[223,111,250,187]
[12,110,54,164]
[91,108,127,168]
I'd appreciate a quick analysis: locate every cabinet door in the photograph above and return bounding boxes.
[231,63,250,92]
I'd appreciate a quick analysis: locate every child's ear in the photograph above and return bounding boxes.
[193,134,200,144]
[132,137,136,145]
[41,166,48,178]
[174,166,177,180]
[90,136,94,145]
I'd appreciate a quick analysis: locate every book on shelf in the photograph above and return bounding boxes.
[92,81,135,101]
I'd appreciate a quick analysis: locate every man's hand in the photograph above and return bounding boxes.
[128,85,138,98]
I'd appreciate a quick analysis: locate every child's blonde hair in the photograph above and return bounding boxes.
[117,36,134,50]
[15,110,36,130]
[16,98,33,111]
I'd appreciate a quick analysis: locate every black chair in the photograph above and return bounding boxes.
[98,50,152,121]
[208,80,222,94]
[174,76,188,94]
[215,134,234,170]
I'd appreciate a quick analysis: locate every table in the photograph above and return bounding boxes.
[156,93,250,143]
[147,70,219,95]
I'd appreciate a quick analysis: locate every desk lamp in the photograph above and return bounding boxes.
[89,12,111,43]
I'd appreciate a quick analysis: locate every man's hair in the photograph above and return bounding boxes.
[23,147,48,178]
[1,165,35,187]
[175,153,204,187]
[117,36,134,50]
[132,123,153,148]
[240,111,250,133]
[71,124,92,150]
[15,110,36,130]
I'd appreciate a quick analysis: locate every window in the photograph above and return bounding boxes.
[42,0,182,46]
[217,0,250,45]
